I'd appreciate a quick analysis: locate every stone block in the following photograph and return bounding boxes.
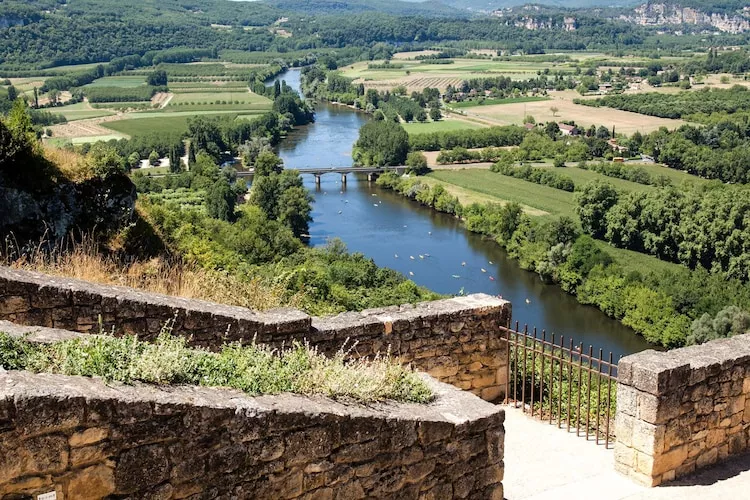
[70,442,110,467]
[614,443,635,468]
[418,421,454,446]
[652,444,688,476]
[0,295,31,315]
[616,384,638,417]
[114,444,169,494]
[69,427,109,447]
[695,447,719,469]
[67,465,115,499]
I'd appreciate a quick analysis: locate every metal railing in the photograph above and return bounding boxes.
[501,323,618,449]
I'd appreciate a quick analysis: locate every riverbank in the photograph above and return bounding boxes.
[375,170,695,349]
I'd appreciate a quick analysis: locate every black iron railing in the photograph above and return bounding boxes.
[502,323,618,449]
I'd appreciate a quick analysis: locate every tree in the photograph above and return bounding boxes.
[353,120,409,166]
[168,146,181,173]
[48,89,61,105]
[429,107,442,121]
[86,143,125,178]
[553,155,566,168]
[239,136,272,168]
[545,121,560,139]
[7,86,17,102]
[686,306,750,345]
[33,87,38,108]
[254,151,283,176]
[127,152,141,170]
[147,70,168,87]
[148,150,160,166]
[574,181,618,239]
[278,185,313,238]
[206,177,236,221]
[406,151,429,174]
[550,106,559,117]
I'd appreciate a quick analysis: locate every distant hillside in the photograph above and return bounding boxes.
[265,0,463,17]
[439,0,637,10]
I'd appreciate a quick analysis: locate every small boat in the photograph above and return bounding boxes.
[424,253,430,257]
[428,231,432,235]
[409,271,414,276]
[372,194,377,197]
[452,274,461,279]
[403,225,407,228]
[481,268,486,273]
[338,211,342,214]
[419,255,424,259]
[489,261,493,265]
[394,254,398,258]
[525,298,531,304]
[461,261,466,266]
[344,200,349,203]
[489,276,495,281]
[410,256,415,260]
[373,204,378,207]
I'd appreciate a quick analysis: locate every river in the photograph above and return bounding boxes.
[271,69,652,359]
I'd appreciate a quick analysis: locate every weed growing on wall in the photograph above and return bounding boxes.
[0,331,434,404]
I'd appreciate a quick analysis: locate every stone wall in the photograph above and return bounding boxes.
[614,334,750,486]
[0,267,511,402]
[0,370,505,499]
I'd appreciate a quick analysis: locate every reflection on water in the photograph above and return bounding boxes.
[269,69,653,359]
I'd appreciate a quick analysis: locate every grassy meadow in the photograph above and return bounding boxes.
[402,119,484,135]
[425,167,688,275]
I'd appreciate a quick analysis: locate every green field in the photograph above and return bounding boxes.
[85,76,147,88]
[449,96,551,109]
[169,81,248,90]
[426,168,683,275]
[103,110,266,137]
[403,120,484,135]
[52,102,115,121]
[103,115,197,137]
[429,169,575,217]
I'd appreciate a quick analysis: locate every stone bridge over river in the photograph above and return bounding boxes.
[236,166,407,185]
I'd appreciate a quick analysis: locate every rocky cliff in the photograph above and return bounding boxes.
[621,3,750,34]
[0,171,136,244]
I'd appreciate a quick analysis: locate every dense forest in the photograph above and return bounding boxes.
[2,0,748,71]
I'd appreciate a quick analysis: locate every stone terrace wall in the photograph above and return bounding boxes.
[0,267,511,402]
[0,370,505,500]
[614,334,750,486]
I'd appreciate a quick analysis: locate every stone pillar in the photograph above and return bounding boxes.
[614,335,750,486]
[341,173,347,185]
[367,172,378,182]
[314,173,321,187]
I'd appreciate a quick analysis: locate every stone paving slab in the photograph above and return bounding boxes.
[502,405,750,500]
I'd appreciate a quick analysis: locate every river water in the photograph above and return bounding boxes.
[271,69,652,359]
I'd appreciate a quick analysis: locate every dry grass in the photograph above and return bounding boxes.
[469,90,687,134]
[4,237,299,312]
[42,146,95,182]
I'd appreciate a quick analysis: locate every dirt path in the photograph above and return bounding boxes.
[152,92,173,109]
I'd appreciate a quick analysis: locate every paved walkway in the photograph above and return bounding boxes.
[502,405,750,500]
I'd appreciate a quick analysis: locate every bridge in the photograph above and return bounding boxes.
[235,166,408,186]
